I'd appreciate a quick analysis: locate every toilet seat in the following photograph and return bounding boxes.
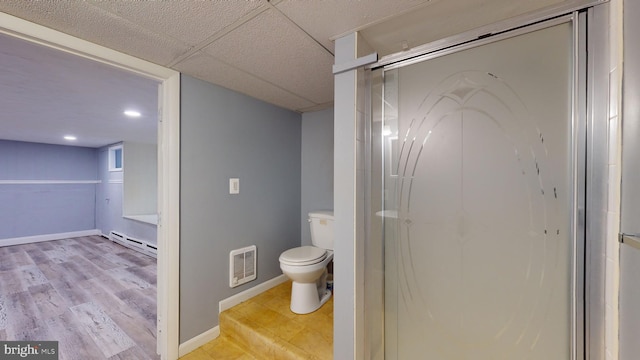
[279,246,327,266]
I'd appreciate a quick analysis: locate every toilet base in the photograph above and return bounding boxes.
[318,289,331,307]
[290,282,332,314]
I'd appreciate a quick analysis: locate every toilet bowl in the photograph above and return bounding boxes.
[279,211,334,314]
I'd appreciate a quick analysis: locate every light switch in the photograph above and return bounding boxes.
[229,178,239,194]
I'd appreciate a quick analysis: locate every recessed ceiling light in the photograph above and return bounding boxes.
[64,135,77,141]
[124,110,141,118]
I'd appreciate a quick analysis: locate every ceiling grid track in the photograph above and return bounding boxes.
[265,1,335,57]
[166,4,271,68]
[0,0,586,115]
[188,50,321,110]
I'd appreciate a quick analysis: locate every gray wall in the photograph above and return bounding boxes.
[95,143,157,244]
[620,0,640,358]
[301,108,334,245]
[0,140,97,240]
[180,75,302,343]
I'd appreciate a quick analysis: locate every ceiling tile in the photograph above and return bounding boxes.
[360,0,566,56]
[1,0,568,121]
[0,1,191,66]
[88,0,265,46]
[275,0,433,53]
[174,52,316,112]
[201,9,334,105]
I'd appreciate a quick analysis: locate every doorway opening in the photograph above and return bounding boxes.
[0,13,180,360]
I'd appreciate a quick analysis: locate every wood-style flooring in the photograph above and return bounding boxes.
[0,235,159,360]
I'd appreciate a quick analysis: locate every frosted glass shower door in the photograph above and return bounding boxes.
[383,21,576,360]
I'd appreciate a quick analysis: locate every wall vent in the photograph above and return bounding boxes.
[229,245,257,288]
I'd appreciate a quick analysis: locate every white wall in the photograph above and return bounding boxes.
[95,143,157,244]
[619,0,640,358]
[333,33,356,360]
[333,32,373,359]
[123,142,157,217]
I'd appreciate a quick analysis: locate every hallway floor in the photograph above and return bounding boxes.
[0,235,159,359]
[181,280,333,360]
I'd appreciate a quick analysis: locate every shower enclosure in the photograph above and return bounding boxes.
[362,9,609,359]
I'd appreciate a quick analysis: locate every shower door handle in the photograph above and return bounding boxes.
[619,233,640,251]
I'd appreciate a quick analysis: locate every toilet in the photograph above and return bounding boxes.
[279,211,334,314]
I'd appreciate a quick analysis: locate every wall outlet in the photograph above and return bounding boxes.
[229,178,239,194]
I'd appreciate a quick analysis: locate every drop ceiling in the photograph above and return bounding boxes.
[0,31,159,148]
[0,0,571,147]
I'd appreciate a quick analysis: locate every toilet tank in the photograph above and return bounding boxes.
[309,211,334,250]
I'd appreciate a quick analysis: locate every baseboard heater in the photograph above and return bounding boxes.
[108,231,157,258]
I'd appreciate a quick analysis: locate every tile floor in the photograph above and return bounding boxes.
[181,280,333,360]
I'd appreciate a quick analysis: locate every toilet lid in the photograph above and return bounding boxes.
[279,246,327,266]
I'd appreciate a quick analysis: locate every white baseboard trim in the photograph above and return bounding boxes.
[0,229,101,247]
[219,274,288,313]
[0,180,100,185]
[178,275,287,357]
[178,326,220,357]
